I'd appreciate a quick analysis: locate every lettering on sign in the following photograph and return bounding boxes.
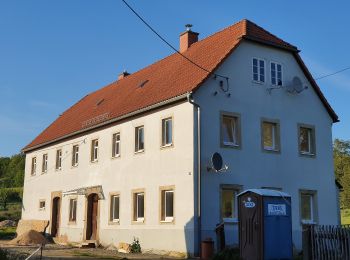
[82,113,110,129]
[244,197,256,208]
[267,204,287,215]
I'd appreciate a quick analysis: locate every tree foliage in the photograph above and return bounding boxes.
[0,154,25,188]
[334,139,350,209]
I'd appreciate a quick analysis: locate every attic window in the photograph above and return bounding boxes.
[96,98,105,106]
[138,80,149,88]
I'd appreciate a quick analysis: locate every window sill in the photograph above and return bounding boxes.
[111,155,121,160]
[108,220,120,225]
[161,143,173,149]
[263,147,280,154]
[223,218,238,224]
[132,219,145,224]
[71,164,79,168]
[222,143,240,149]
[301,220,316,225]
[299,152,316,158]
[252,80,265,85]
[90,160,98,164]
[39,208,45,211]
[134,150,145,155]
[160,217,174,224]
[68,221,77,225]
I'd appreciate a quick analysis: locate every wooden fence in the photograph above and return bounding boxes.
[304,224,350,259]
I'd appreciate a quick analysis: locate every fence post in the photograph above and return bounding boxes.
[302,224,312,260]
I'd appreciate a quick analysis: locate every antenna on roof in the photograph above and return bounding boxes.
[185,24,193,31]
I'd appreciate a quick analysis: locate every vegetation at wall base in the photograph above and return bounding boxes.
[130,237,142,253]
[212,247,240,260]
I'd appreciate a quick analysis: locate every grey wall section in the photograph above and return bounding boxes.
[193,41,338,250]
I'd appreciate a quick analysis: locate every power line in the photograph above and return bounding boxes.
[121,0,229,81]
[315,66,350,80]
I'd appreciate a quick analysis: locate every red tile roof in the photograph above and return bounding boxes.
[23,19,338,152]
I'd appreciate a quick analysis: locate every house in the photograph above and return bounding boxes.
[21,19,339,256]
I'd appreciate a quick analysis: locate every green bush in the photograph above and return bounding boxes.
[130,237,141,253]
[212,247,240,260]
[0,248,9,260]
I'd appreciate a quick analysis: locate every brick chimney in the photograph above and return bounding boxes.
[118,70,130,80]
[179,24,199,53]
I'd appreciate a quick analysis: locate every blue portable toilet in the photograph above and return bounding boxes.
[238,189,292,260]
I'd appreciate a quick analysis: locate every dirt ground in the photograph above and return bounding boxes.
[0,241,193,260]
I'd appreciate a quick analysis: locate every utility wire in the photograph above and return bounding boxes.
[121,0,229,81]
[315,66,350,80]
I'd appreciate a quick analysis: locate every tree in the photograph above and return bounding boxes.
[334,139,350,209]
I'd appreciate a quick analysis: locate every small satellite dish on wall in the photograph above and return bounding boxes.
[286,76,308,94]
[207,152,229,173]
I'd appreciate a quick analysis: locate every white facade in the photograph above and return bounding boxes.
[22,41,338,255]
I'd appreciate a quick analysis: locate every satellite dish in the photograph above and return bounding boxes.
[286,76,307,94]
[207,152,228,173]
[212,152,223,171]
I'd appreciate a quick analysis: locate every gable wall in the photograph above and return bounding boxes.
[194,41,337,250]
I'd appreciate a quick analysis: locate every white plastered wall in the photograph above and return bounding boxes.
[22,101,196,254]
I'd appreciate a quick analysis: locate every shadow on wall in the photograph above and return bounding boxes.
[184,216,196,257]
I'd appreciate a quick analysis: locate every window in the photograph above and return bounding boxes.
[69,198,77,222]
[31,157,37,175]
[133,192,145,222]
[253,58,265,83]
[56,149,62,170]
[262,120,280,152]
[39,200,45,210]
[72,145,79,167]
[161,189,174,222]
[300,191,317,224]
[299,125,315,155]
[221,185,241,221]
[221,113,241,147]
[162,118,173,147]
[110,194,120,222]
[42,154,48,173]
[91,139,99,162]
[135,126,144,152]
[112,133,120,158]
[271,62,283,86]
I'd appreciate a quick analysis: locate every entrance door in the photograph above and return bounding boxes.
[86,193,98,240]
[239,193,262,260]
[51,197,61,237]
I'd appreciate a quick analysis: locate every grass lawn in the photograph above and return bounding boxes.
[341,208,350,225]
[0,202,22,222]
[0,226,16,239]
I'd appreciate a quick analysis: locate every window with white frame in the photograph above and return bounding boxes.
[300,191,317,224]
[91,139,99,162]
[56,149,62,170]
[162,118,173,147]
[299,125,315,155]
[271,62,283,86]
[221,113,240,147]
[262,121,280,151]
[39,200,46,210]
[72,145,79,167]
[42,154,48,173]
[110,194,120,222]
[133,192,145,222]
[221,186,240,221]
[112,133,121,157]
[31,157,37,175]
[161,189,174,222]
[69,198,77,222]
[253,58,265,83]
[135,126,144,152]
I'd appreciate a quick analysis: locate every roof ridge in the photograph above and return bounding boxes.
[244,19,296,49]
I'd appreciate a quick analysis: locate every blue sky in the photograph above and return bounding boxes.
[0,0,349,156]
